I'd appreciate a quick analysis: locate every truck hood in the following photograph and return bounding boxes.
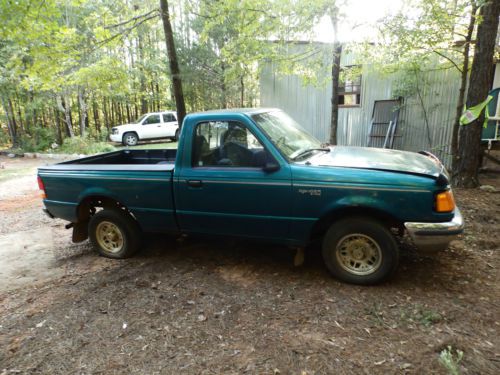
[307,146,443,178]
[113,124,137,131]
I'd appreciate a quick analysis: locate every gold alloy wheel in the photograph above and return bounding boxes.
[96,221,124,254]
[335,233,383,275]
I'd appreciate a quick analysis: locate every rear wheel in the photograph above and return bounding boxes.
[173,129,179,142]
[122,132,138,146]
[322,217,399,285]
[89,209,141,259]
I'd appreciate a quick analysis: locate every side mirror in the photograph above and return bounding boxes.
[263,162,280,173]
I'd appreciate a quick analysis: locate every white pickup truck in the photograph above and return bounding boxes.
[109,111,179,146]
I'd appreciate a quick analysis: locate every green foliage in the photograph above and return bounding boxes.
[0,0,338,150]
[355,0,476,87]
[439,346,464,375]
[59,136,116,155]
[18,127,57,152]
[0,125,10,147]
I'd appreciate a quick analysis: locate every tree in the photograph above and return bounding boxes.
[329,4,342,145]
[451,2,478,173]
[160,0,186,127]
[454,0,500,188]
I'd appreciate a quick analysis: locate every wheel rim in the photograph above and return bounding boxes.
[335,233,382,275]
[125,135,137,145]
[96,221,124,254]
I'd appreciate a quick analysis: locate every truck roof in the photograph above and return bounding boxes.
[187,107,278,117]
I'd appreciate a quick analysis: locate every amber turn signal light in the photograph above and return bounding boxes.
[435,190,455,212]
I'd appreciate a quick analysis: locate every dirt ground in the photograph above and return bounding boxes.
[0,155,499,374]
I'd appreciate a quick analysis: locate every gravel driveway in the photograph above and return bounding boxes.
[0,155,499,374]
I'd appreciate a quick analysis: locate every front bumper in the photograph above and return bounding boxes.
[404,207,464,252]
[109,133,122,143]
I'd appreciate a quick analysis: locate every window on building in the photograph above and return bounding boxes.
[338,65,362,107]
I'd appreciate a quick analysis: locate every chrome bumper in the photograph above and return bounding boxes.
[404,208,464,252]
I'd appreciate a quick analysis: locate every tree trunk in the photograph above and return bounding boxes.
[110,99,115,126]
[56,95,74,137]
[126,103,131,123]
[15,93,24,134]
[160,0,187,127]
[92,98,101,133]
[240,75,244,107]
[329,43,342,145]
[78,88,88,137]
[454,0,500,188]
[102,97,109,131]
[1,96,18,147]
[7,98,19,137]
[451,3,477,174]
[329,7,342,145]
[137,33,148,114]
[155,83,161,111]
[53,106,62,145]
[221,61,227,109]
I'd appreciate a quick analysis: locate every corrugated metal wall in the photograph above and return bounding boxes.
[260,44,461,167]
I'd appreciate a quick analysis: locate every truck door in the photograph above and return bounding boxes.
[175,120,293,240]
[140,114,163,139]
[162,112,178,138]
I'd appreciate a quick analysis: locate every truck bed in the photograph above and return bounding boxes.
[54,149,177,169]
[38,149,177,233]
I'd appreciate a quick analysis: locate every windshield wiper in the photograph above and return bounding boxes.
[291,148,330,161]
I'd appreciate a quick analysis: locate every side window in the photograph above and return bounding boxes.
[163,113,176,122]
[143,114,160,125]
[192,121,273,168]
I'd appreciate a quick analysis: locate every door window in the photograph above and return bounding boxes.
[192,121,273,168]
[143,114,161,125]
[162,113,176,122]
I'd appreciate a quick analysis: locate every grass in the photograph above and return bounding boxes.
[439,346,463,375]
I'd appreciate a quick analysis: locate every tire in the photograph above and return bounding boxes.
[322,217,399,285]
[173,129,179,142]
[88,209,141,259]
[122,132,138,146]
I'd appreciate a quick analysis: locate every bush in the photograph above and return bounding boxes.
[59,136,116,155]
[88,127,110,142]
[0,126,11,148]
[18,127,57,152]
[439,346,463,375]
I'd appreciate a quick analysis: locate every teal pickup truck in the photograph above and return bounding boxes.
[38,109,463,284]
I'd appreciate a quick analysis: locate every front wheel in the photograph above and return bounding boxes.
[322,217,399,285]
[89,209,141,259]
[122,132,138,146]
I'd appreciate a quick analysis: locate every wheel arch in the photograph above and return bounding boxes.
[122,131,140,141]
[309,206,403,241]
[76,194,137,224]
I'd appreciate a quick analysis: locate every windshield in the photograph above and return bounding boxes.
[251,110,322,160]
[135,114,148,124]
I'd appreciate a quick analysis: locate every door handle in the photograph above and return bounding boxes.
[187,180,203,188]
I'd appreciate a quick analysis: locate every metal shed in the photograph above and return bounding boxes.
[259,43,464,167]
